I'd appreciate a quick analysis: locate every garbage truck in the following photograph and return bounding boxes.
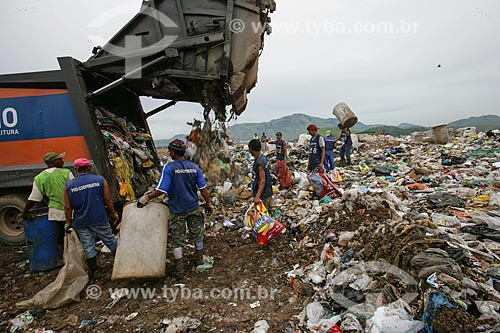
[0,0,276,245]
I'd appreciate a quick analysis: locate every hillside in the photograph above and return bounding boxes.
[360,125,430,136]
[155,134,188,147]
[226,113,371,142]
[447,114,500,132]
[153,114,500,146]
[397,122,421,129]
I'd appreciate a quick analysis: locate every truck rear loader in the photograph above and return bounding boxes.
[0,0,276,244]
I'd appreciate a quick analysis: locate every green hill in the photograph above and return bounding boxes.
[155,134,188,147]
[153,114,500,146]
[227,113,371,142]
[448,115,500,132]
[360,125,430,136]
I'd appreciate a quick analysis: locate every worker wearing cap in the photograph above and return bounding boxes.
[306,124,325,172]
[21,152,74,258]
[64,158,118,278]
[268,132,292,189]
[137,139,213,281]
[324,130,336,172]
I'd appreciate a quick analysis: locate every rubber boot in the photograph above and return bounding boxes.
[172,258,184,281]
[87,256,101,279]
[194,250,204,267]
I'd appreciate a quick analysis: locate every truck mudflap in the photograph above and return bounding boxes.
[83,0,276,119]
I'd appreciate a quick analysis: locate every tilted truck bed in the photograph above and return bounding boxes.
[84,0,276,118]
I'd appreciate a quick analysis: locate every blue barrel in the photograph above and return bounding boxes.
[24,214,61,271]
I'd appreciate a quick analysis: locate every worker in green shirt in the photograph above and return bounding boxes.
[22,152,74,257]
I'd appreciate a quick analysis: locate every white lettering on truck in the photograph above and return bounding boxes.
[0,107,20,136]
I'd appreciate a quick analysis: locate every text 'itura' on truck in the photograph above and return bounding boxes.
[0,0,276,244]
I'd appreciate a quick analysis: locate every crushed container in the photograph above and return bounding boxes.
[112,201,169,280]
[333,102,358,128]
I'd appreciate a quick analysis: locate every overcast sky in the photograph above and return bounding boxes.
[1,0,499,139]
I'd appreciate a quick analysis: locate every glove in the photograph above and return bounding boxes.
[109,211,119,226]
[137,194,150,208]
[204,205,214,216]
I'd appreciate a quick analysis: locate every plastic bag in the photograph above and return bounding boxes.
[294,171,310,189]
[308,172,342,198]
[246,202,270,231]
[304,301,341,331]
[332,169,343,182]
[366,301,424,333]
[252,320,270,333]
[431,213,461,227]
[245,202,285,247]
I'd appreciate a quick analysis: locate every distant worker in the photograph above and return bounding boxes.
[137,139,213,281]
[253,133,259,140]
[268,132,292,189]
[260,132,269,153]
[324,130,336,172]
[21,152,74,258]
[64,158,119,278]
[306,124,325,173]
[338,124,353,165]
[248,139,273,210]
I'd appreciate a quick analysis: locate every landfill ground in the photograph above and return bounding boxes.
[0,227,306,332]
[1,129,500,332]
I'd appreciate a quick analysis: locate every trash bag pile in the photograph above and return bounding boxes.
[95,106,160,200]
[205,127,500,332]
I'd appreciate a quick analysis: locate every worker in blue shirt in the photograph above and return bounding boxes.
[307,124,325,172]
[248,139,273,209]
[324,131,336,172]
[138,139,213,281]
[64,158,119,278]
[338,124,353,165]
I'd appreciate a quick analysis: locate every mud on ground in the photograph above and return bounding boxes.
[0,218,319,332]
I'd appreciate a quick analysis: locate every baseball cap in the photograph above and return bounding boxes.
[275,132,282,136]
[307,124,319,131]
[74,158,91,168]
[168,139,186,155]
[43,152,65,164]
[326,130,331,136]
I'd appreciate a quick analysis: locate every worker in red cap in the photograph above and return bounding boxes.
[137,139,213,281]
[306,124,325,172]
[64,158,118,278]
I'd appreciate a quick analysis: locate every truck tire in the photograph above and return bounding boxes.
[0,194,26,245]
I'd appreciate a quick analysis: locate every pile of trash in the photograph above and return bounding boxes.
[5,126,499,332]
[95,106,160,199]
[208,127,500,332]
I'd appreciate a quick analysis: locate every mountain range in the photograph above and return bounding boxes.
[155,114,500,145]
